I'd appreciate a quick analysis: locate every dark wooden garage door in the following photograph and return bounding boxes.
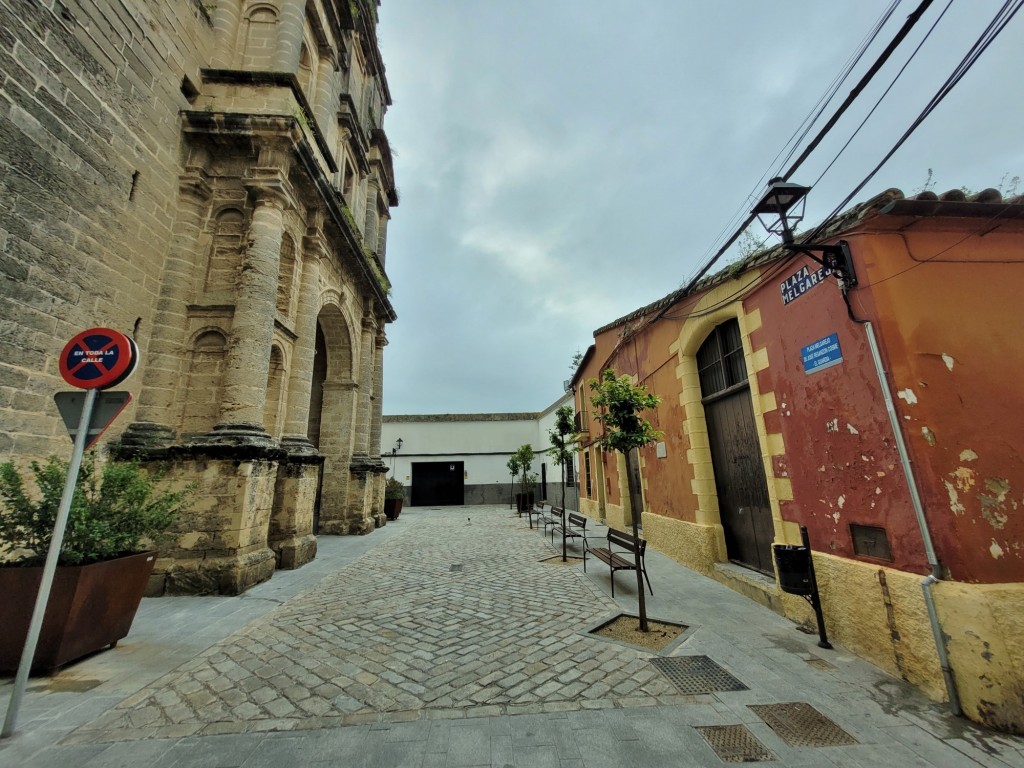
[411,461,465,506]
[698,319,774,574]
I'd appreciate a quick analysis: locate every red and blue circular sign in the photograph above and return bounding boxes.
[59,328,138,390]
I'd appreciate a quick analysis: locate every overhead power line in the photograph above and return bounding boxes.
[806,0,1024,242]
[676,0,935,300]
[811,0,955,187]
[697,0,904,272]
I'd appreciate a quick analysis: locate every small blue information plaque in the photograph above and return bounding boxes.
[801,333,843,374]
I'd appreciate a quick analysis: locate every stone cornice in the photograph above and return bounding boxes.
[198,69,338,174]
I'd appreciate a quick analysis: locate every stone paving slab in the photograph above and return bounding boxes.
[66,508,674,744]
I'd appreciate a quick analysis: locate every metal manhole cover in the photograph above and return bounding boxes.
[748,702,857,748]
[696,724,775,763]
[649,655,748,695]
[449,564,463,572]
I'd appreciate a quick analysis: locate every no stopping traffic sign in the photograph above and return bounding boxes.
[59,328,138,390]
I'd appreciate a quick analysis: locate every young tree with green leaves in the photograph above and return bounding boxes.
[512,444,536,515]
[589,369,663,630]
[547,405,579,561]
[506,454,521,510]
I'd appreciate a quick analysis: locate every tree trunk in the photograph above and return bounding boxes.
[626,457,648,631]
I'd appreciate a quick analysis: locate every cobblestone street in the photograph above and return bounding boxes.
[4,505,1024,767]
[68,508,675,743]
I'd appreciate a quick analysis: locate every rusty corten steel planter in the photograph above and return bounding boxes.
[384,498,403,520]
[0,550,157,674]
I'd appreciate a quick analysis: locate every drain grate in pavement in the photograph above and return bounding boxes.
[748,702,857,748]
[649,655,748,695]
[696,724,775,763]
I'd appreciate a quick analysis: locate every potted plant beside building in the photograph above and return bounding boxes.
[384,476,405,521]
[513,444,536,512]
[0,453,190,673]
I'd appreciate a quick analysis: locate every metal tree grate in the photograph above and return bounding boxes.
[649,655,748,695]
[748,702,858,748]
[696,724,775,763]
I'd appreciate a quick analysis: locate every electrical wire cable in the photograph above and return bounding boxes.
[590,0,1022,384]
[811,0,955,187]
[687,1,904,279]
[805,0,1023,245]
[675,0,936,303]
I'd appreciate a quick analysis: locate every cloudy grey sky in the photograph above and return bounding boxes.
[376,1,1022,415]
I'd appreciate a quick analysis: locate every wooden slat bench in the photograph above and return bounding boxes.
[585,528,653,597]
[550,511,589,551]
[541,505,563,537]
[526,500,545,529]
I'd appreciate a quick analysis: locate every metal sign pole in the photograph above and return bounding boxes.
[2,387,97,739]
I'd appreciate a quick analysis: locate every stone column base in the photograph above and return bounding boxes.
[273,533,318,569]
[130,445,285,596]
[270,450,322,569]
[147,548,277,596]
[319,517,375,536]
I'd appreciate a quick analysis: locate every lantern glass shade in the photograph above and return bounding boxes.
[753,179,810,242]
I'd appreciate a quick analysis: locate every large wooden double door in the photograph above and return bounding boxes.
[698,320,774,574]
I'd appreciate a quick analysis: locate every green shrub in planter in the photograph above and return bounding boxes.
[384,476,405,520]
[0,453,194,673]
[0,452,191,566]
[384,476,406,500]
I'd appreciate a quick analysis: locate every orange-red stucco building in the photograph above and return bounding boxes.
[572,186,1024,733]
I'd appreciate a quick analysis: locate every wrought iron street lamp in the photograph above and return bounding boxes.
[753,178,857,290]
[389,438,403,473]
[753,178,810,245]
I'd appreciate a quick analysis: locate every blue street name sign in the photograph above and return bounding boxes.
[801,333,843,374]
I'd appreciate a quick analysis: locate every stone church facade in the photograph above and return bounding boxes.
[0,1,398,593]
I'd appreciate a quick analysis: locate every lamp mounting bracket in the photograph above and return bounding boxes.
[784,239,857,289]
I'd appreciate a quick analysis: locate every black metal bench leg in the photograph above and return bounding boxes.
[609,565,615,597]
[642,566,653,595]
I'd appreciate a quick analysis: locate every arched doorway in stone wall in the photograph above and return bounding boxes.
[311,303,357,534]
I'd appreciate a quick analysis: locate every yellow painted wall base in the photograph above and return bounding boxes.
[643,512,723,575]
[934,581,1024,735]
[579,498,601,522]
[604,503,627,532]
[640,513,1024,729]
[809,554,945,701]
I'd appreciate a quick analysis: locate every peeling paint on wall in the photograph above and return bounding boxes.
[952,467,976,492]
[921,427,936,446]
[960,449,979,462]
[827,418,839,432]
[847,423,859,434]
[838,495,846,509]
[945,480,966,516]
[990,540,1005,559]
[979,478,1011,530]
[942,353,955,371]
[898,388,918,405]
